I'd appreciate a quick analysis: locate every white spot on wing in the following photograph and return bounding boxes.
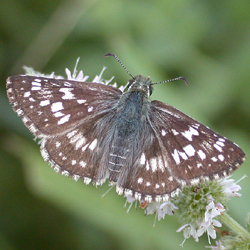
[73,175,80,181]
[190,178,199,185]
[218,154,225,161]
[158,157,165,172]
[82,144,89,152]
[75,137,86,150]
[144,195,152,202]
[161,129,167,136]
[135,192,142,200]
[183,144,195,157]
[84,177,92,184]
[150,158,157,172]
[61,170,69,176]
[214,144,222,152]
[211,157,217,162]
[172,149,180,164]
[29,97,36,102]
[70,133,84,143]
[58,114,70,125]
[88,106,94,112]
[31,86,41,91]
[77,100,86,104]
[181,126,199,141]
[197,149,206,160]
[171,129,179,135]
[179,151,188,160]
[137,177,143,184]
[54,111,64,117]
[197,163,202,168]
[140,153,146,165]
[89,139,97,150]
[24,91,31,97]
[59,88,75,100]
[67,130,77,138]
[40,100,50,106]
[17,109,23,115]
[116,186,123,195]
[213,174,220,180]
[80,161,86,168]
[216,141,225,147]
[51,102,64,112]
[168,176,173,181]
[32,81,41,86]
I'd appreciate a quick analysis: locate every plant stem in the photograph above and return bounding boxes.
[219,212,250,238]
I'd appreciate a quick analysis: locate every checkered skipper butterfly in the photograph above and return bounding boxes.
[6,54,246,202]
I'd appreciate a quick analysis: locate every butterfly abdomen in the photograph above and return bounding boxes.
[108,90,149,183]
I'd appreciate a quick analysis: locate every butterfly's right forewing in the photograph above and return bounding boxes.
[7,75,122,137]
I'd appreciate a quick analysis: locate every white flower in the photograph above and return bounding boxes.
[157,201,178,220]
[220,176,245,198]
[205,201,225,221]
[145,202,160,215]
[143,201,178,220]
[124,194,136,204]
[197,218,221,244]
[24,58,117,88]
[65,67,88,81]
[64,57,88,81]
[176,223,199,246]
[206,240,226,249]
[197,201,224,243]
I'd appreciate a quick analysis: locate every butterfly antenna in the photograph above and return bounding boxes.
[152,76,189,85]
[104,53,134,79]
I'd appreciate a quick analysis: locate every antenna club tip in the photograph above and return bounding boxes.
[104,53,116,58]
[179,76,189,85]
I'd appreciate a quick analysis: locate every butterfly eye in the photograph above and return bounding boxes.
[149,85,153,96]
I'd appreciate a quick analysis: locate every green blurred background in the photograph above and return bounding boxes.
[1,0,250,249]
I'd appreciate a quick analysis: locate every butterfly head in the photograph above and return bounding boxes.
[127,74,153,96]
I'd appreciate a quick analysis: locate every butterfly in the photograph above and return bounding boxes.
[6,53,246,202]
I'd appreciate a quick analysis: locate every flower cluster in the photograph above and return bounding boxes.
[174,198,225,245]
[124,176,244,246]
[24,57,118,88]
